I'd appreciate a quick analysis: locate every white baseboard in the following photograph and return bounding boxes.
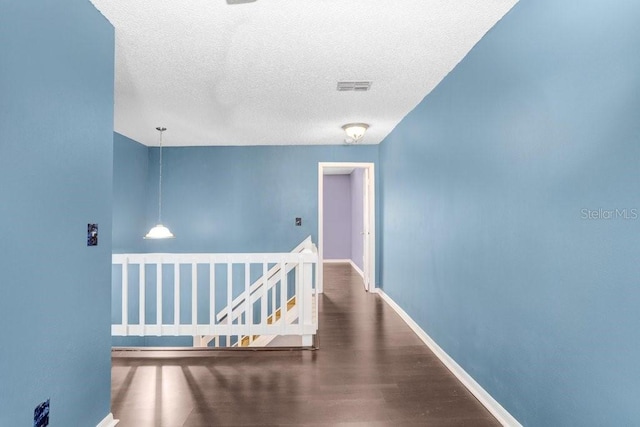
[97,413,119,427]
[348,260,364,278]
[372,288,522,427]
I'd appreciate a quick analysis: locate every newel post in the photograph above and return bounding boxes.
[301,249,314,347]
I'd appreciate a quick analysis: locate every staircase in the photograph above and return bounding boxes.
[200,237,316,348]
[235,295,296,347]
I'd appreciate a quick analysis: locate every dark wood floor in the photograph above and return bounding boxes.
[111,263,500,426]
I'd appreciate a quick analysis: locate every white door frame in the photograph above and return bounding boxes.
[318,162,376,294]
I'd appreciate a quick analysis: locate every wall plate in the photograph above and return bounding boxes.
[34,399,49,427]
[88,224,98,246]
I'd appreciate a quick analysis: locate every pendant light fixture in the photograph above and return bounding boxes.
[144,126,175,239]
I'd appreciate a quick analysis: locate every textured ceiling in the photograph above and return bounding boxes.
[91,0,517,147]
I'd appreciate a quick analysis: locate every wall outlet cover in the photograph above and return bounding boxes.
[88,223,98,246]
[34,399,49,427]
[295,217,302,226]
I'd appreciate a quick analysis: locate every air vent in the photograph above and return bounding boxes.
[337,81,372,92]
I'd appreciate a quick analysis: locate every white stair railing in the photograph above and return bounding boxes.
[212,237,313,332]
[202,236,314,348]
[111,240,317,348]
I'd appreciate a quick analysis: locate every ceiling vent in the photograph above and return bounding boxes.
[337,81,372,92]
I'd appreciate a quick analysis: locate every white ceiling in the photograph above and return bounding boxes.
[91,0,517,147]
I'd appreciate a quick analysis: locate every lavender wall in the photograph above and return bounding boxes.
[350,169,365,271]
[323,175,352,259]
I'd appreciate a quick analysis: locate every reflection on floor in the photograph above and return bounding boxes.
[111,263,500,426]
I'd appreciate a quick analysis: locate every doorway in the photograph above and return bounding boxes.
[318,162,375,294]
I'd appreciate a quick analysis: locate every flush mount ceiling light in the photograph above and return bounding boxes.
[144,126,175,239]
[342,123,369,144]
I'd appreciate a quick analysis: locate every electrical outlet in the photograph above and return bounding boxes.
[295,217,302,226]
[34,399,50,427]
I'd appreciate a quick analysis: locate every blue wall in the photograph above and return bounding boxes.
[143,145,379,254]
[380,1,640,425]
[0,1,114,425]
[112,140,380,254]
[112,142,379,345]
[113,133,149,253]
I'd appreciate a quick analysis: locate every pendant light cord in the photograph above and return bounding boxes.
[157,127,166,223]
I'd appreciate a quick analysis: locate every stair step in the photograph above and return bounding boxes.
[204,291,316,348]
[238,296,301,347]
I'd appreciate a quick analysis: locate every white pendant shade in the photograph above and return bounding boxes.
[144,224,175,239]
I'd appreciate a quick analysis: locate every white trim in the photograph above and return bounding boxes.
[372,288,522,427]
[349,260,364,279]
[318,165,324,294]
[362,166,372,291]
[96,413,119,427]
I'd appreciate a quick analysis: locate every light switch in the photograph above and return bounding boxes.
[88,224,98,246]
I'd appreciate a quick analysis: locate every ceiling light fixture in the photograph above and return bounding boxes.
[342,123,369,144]
[144,127,175,239]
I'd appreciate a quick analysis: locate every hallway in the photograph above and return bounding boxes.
[111,263,499,426]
